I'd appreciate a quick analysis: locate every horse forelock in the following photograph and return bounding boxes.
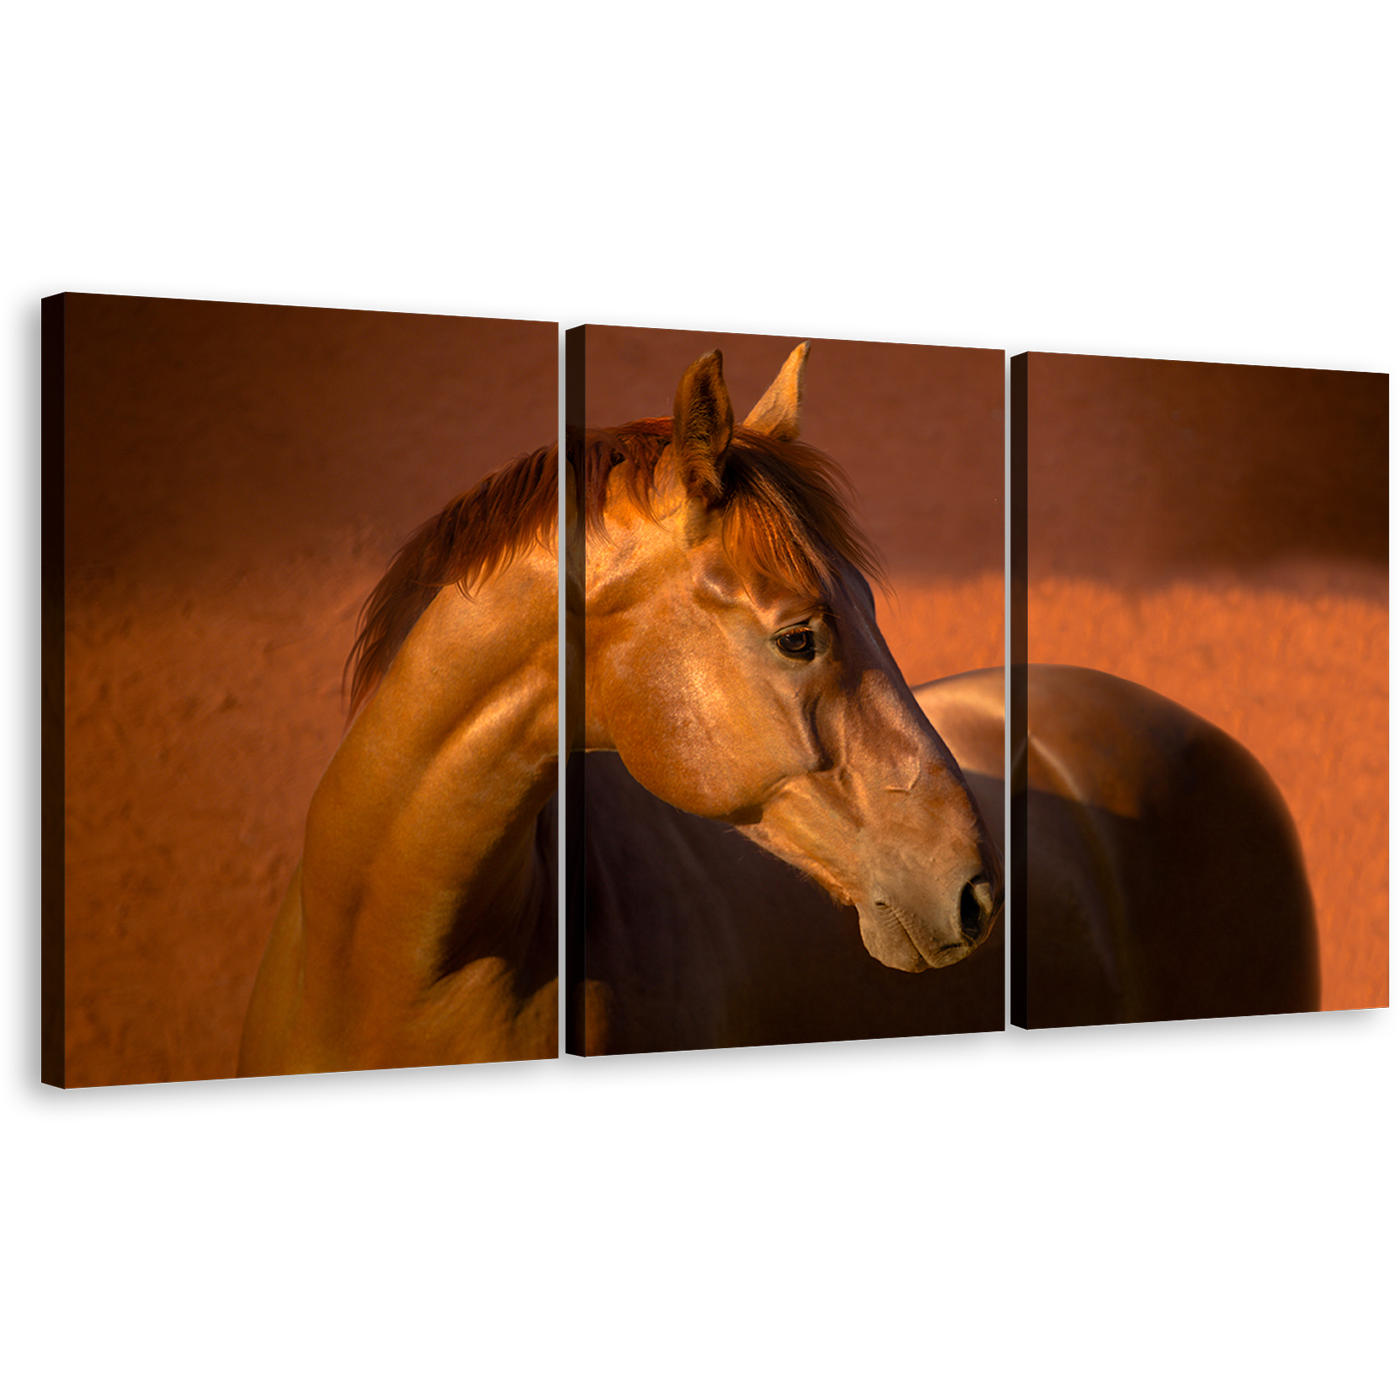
[580,417,884,601]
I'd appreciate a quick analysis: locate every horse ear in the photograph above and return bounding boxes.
[672,350,734,502]
[742,342,809,442]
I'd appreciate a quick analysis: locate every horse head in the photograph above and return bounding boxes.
[581,345,1003,972]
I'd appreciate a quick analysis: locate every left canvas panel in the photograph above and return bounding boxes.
[43,295,559,1086]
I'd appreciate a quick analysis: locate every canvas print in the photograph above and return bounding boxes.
[566,327,1006,1055]
[54,295,557,1080]
[1015,351,1387,1029]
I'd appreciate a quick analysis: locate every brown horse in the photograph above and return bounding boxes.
[570,345,1005,1054]
[242,341,1303,1070]
[243,341,1008,1069]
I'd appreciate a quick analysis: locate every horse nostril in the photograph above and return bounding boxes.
[959,876,993,941]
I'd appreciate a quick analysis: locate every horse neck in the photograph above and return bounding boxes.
[382,543,560,874]
[304,544,559,992]
[576,490,691,752]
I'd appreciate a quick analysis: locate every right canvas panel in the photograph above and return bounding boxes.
[1014,352,1388,1029]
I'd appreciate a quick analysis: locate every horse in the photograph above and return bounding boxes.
[569,344,1006,1054]
[1004,664,1319,1028]
[240,341,1008,1069]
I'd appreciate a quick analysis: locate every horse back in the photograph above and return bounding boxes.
[1023,665,1320,1027]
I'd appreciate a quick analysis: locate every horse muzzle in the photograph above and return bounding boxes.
[857,868,1003,973]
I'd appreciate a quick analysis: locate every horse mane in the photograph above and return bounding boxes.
[578,417,884,600]
[347,417,882,716]
[346,443,558,716]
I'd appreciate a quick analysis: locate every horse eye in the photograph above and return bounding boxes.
[776,627,817,658]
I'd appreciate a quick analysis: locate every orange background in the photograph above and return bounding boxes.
[1026,353,1388,1012]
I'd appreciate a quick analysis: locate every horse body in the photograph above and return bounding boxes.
[910,663,1319,1026]
[1011,664,1319,1028]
